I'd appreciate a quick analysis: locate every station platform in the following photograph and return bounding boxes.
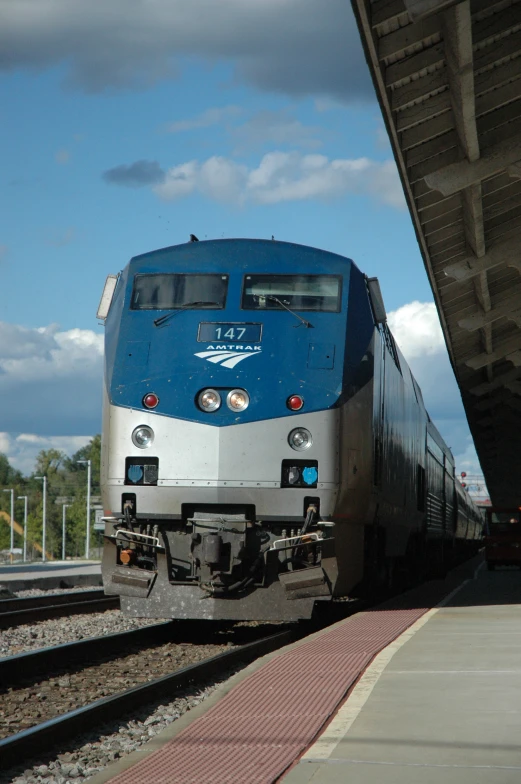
[90,559,521,784]
[0,561,102,592]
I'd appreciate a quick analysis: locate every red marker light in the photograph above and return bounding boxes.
[143,393,159,409]
[287,395,304,411]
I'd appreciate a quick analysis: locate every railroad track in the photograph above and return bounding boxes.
[0,595,369,773]
[0,620,175,688]
[0,629,293,769]
[0,590,119,629]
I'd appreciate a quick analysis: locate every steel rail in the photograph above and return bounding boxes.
[0,589,108,614]
[0,621,175,687]
[0,591,119,629]
[0,629,294,770]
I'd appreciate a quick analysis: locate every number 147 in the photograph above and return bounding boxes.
[215,327,246,339]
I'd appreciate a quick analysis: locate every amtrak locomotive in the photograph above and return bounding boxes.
[98,239,482,621]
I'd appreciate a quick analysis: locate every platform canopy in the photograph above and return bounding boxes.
[351,0,521,505]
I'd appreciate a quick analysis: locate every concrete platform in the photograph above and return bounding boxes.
[283,564,521,783]
[86,560,497,784]
[0,561,102,591]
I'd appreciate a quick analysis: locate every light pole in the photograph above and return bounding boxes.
[62,504,70,561]
[2,488,14,553]
[17,495,28,562]
[34,476,47,562]
[77,459,91,559]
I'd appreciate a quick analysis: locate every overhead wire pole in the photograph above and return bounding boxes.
[77,459,92,559]
[34,476,47,561]
[62,504,70,561]
[3,488,14,553]
[17,495,28,562]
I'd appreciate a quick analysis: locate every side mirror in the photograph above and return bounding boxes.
[97,275,118,320]
[366,277,386,324]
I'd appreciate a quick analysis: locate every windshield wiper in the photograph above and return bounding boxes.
[258,295,313,328]
[153,301,220,328]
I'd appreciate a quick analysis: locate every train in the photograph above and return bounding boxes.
[97,238,483,621]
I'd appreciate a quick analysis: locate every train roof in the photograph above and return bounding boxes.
[127,238,355,270]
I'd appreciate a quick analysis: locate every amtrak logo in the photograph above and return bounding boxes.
[195,344,262,369]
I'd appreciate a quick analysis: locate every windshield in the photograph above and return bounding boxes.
[487,511,521,534]
[131,274,228,310]
[242,274,341,312]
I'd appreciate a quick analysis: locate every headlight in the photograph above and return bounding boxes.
[198,388,221,412]
[288,427,312,451]
[227,389,249,411]
[132,425,154,449]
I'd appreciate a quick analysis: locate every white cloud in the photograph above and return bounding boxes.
[167,105,242,133]
[0,322,58,361]
[154,161,201,201]
[387,301,445,359]
[0,433,92,476]
[153,152,405,208]
[375,125,391,150]
[454,438,484,476]
[0,322,103,435]
[1,1,370,100]
[166,106,327,152]
[232,110,324,152]
[388,301,472,457]
[0,433,11,454]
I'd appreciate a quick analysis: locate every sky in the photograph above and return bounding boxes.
[0,0,483,481]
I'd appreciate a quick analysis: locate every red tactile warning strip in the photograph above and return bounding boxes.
[106,606,429,784]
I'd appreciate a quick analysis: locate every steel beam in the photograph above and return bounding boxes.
[378,17,440,61]
[505,380,521,397]
[443,236,521,281]
[405,0,466,22]
[458,290,521,331]
[469,366,521,396]
[442,2,478,162]
[473,389,512,411]
[465,333,521,369]
[373,0,474,27]
[425,136,521,196]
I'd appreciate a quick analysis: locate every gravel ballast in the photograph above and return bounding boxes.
[0,610,162,658]
[0,639,233,739]
[14,587,103,599]
[1,674,236,784]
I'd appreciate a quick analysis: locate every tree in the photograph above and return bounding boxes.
[0,453,23,486]
[64,490,89,558]
[29,449,70,559]
[0,453,27,550]
[34,448,65,478]
[65,435,101,493]
[0,436,102,560]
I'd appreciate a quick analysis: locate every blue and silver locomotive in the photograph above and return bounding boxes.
[98,239,481,620]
